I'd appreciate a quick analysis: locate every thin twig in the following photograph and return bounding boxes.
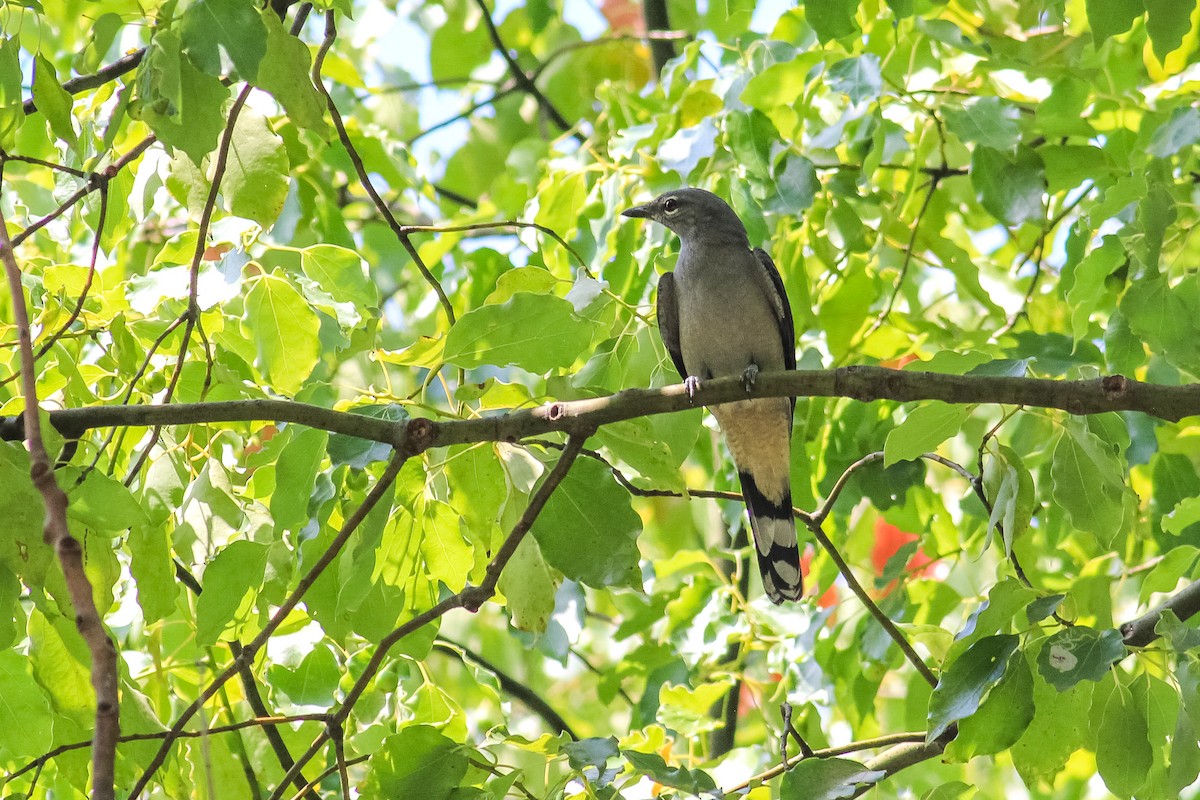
[313,12,457,325]
[724,731,928,792]
[470,0,581,140]
[125,83,254,485]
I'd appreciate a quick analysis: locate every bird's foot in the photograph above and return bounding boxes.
[742,363,760,393]
[683,375,702,401]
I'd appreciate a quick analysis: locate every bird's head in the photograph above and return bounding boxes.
[622,188,749,245]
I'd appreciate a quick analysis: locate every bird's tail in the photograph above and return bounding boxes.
[738,470,803,604]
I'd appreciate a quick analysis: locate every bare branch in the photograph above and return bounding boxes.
[470,0,581,140]
[1120,577,1200,648]
[724,731,928,792]
[313,12,458,325]
[15,369,1200,461]
[434,637,580,739]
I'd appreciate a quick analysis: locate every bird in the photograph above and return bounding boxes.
[622,188,802,604]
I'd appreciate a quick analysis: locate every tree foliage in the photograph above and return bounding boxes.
[2,0,1200,798]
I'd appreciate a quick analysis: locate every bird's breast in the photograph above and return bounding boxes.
[674,258,786,379]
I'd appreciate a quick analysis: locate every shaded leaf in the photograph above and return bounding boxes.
[1036,626,1125,690]
[927,634,1019,740]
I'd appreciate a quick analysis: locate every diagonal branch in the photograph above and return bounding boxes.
[128,449,410,797]
[434,637,580,739]
[313,12,457,325]
[470,0,581,140]
[266,433,591,799]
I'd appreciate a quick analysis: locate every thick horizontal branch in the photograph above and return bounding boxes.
[1120,577,1200,648]
[13,369,1199,458]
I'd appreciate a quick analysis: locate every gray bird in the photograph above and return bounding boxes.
[623,188,802,604]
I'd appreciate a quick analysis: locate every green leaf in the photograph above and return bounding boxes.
[563,736,619,771]
[0,650,53,759]
[421,501,474,592]
[270,427,327,531]
[884,402,971,466]
[658,681,733,736]
[1026,594,1065,624]
[1121,275,1200,373]
[1145,0,1192,61]
[927,634,1019,741]
[180,0,267,80]
[1011,658,1094,782]
[299,244,378,310]
[131,30,229,165]
[496,535,558,633]
[531,458,642,589]
[1067,236,1125,341]
[32,54,75,145]
[944,97,1021,153]
[68,470,149,531]
[1087,0,1145,46]
[982,445,1035,554]
[1036,626,1125,690]
[241,271,322,396]
[971,145,1045,226]
[255,9,329,135]
[780,757,886,800]
[1050,418,1126,545]
[740,52,823,111]
[945,649,1034,760]
[1155,609,1200,652]
[776,153,821,213]
[725,110,776,181]
[195,540,269,646]
[624,750,717,793]
[327,404,405,469]
[1096,683,1152,798]
[921,782,976,800]
[223,112,289,226]
[443,293,594,373]
[128,524,179,625]
[267,644,339,706]
[1163,496,1200,535]
[1147,107,1200,158]
[805,0,860,42]
[826,54,881,104]
[363,726,468,799]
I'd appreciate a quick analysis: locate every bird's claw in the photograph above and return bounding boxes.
[742,364,760,393]
[683,375,701,401]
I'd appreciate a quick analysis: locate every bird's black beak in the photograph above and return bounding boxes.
[621,202,653,219]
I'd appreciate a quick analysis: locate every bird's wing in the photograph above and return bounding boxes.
[752,248,796,373]
[656,271,689,381]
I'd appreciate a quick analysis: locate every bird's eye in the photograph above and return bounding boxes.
[663,197,679,214]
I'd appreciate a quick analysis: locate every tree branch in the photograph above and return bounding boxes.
[0,167,119,800]
[724,731,928,792]
[470,0,581,140]
[15,369,1197,461]
[1120,577,1200,648]
[434,637,580,739]
[640,0,677,76]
